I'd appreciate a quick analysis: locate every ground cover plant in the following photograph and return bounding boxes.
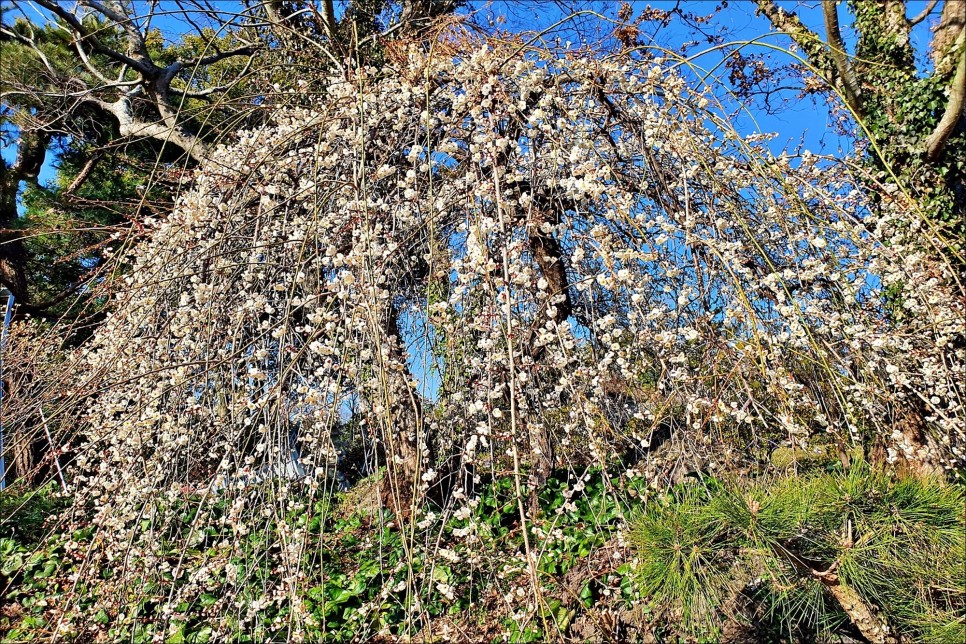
[1,2,964,642]
[2,469,652,642]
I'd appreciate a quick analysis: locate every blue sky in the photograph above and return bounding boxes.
[481,0,851,156]
[2,0,862,193]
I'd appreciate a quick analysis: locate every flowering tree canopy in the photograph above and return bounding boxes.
[16,35,963,639]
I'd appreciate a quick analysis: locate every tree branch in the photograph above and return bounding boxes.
[13,130,51,187]
[822,0,865,118]
[71,36,115,85]
[64,152,105,196]
[925,31,965,161]
[186,44,261,68]
[755,0,837,76]
[321,0,338,42]
[81,0,154,67]
[175,49,256,99]
[0,23,58,77]
[910,0,940,26]
[31,0,150,73]
[82,94,208,162]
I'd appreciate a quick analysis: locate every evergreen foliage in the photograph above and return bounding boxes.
[629,464,966,641]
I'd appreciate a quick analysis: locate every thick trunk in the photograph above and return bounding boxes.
[0,129,49,304]
[925,30,965,162]
[933,0,966,76]
[0,170,29,302]
[525,209,572,491]
[0,236,30,303]
[7,426,45,486]
[824,580,891,643]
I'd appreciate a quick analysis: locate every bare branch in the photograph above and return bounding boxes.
[30,0,151,72]
[755,1,836,77]
[0,23,59,76]
[81,0,153,66]
[71,36,115,84]
[64,152,106,196]
[187,44,261,68]
[172,53,256,99]
[910,0,940,26]
[822,0,864,118]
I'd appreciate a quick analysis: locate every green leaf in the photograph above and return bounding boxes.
[329,588,353,605]
[431,566,451,583]
[166,626,185,644]
[579,582,593,606]
[1,553,24,576]
[35,559,58,579]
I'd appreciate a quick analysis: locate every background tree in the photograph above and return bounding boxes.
[1,0,262,313]
[751,0,964,258]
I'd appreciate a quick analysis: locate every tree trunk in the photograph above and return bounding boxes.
[825,579,892,644]
[0,129,49,304]
[524,207,572,492]
[0,236,30,304]
[373,301,425,514]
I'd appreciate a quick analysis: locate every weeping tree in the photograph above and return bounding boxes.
[0,0,466,487]
[9,26,963,640]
